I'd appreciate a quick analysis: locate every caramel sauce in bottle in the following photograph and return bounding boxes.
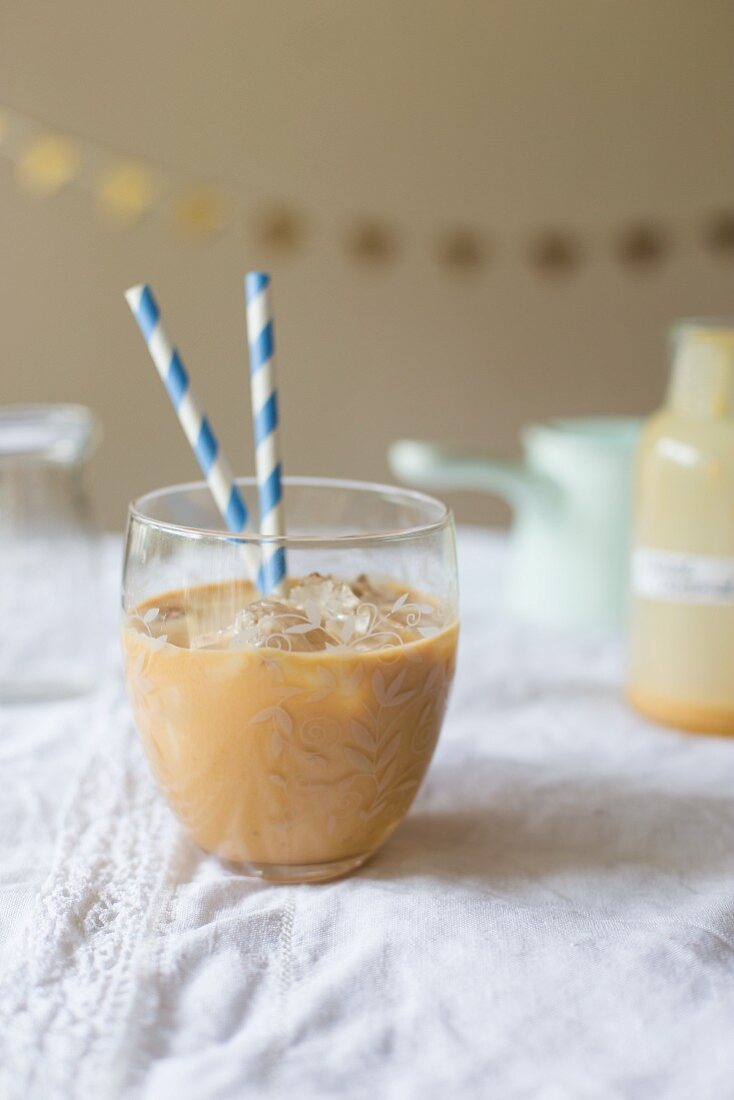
[628,321,734,734]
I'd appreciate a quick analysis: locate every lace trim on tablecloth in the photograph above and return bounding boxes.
[0,686,182,1099]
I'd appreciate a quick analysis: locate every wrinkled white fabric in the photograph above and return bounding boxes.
[1,530,734,1100]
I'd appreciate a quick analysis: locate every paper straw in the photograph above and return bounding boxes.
[245,271,287,595]
[125,283,261,586]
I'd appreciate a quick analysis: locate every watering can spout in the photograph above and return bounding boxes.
[388,440,557,512]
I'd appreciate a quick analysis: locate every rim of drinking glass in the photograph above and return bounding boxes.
[129,476,454,545]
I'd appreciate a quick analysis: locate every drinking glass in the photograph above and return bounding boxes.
[122,477,459,882]
[0,404,102,701]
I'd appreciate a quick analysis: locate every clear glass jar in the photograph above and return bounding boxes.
[121,477,459,882]
[628,321,734,734]
[0,404,102,701]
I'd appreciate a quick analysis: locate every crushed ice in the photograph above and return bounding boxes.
[185,573,445,653]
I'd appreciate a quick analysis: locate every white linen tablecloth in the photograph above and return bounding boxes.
[1,528,734,1100]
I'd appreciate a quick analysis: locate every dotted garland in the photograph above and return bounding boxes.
[1,105,733,276]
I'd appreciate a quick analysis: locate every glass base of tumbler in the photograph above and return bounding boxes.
[233,853,370,884]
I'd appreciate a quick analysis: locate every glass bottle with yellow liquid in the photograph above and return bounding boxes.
[628,320,734,735]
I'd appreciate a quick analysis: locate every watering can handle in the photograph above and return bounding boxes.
[388,439,556,510]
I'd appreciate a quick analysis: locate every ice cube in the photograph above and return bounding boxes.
[351,574,391,603]
[289,573,360,620]
[154,605,188,645]
[189,627,233,650]
[184,574,442,654]
[213,596,332,652]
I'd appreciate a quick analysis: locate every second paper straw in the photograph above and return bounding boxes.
[245,271,287,595]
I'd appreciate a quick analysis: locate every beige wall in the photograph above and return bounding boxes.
[2,1,734,528]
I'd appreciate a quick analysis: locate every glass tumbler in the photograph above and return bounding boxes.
[122,477,459,882]
[0,404,102,701]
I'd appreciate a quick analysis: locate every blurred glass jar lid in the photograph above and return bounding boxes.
[0,404,102,463]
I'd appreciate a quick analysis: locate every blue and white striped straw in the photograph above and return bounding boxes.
[245,272,287,595]
[124,283,261,585]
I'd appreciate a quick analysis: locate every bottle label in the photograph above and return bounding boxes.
[633,548,734,604]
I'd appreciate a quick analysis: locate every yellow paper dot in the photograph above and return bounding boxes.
[174,188,226,238]
[17,135,80,196]
[96,161,155,225]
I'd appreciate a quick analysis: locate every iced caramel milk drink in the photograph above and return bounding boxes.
[123,573,458,880]
[123,272,459,882]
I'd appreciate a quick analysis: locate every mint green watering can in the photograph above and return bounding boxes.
[389,418,641,631]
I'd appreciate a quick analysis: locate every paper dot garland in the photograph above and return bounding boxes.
[0,103,732,276]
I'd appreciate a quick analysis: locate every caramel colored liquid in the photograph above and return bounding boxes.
[122,581,458,871]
